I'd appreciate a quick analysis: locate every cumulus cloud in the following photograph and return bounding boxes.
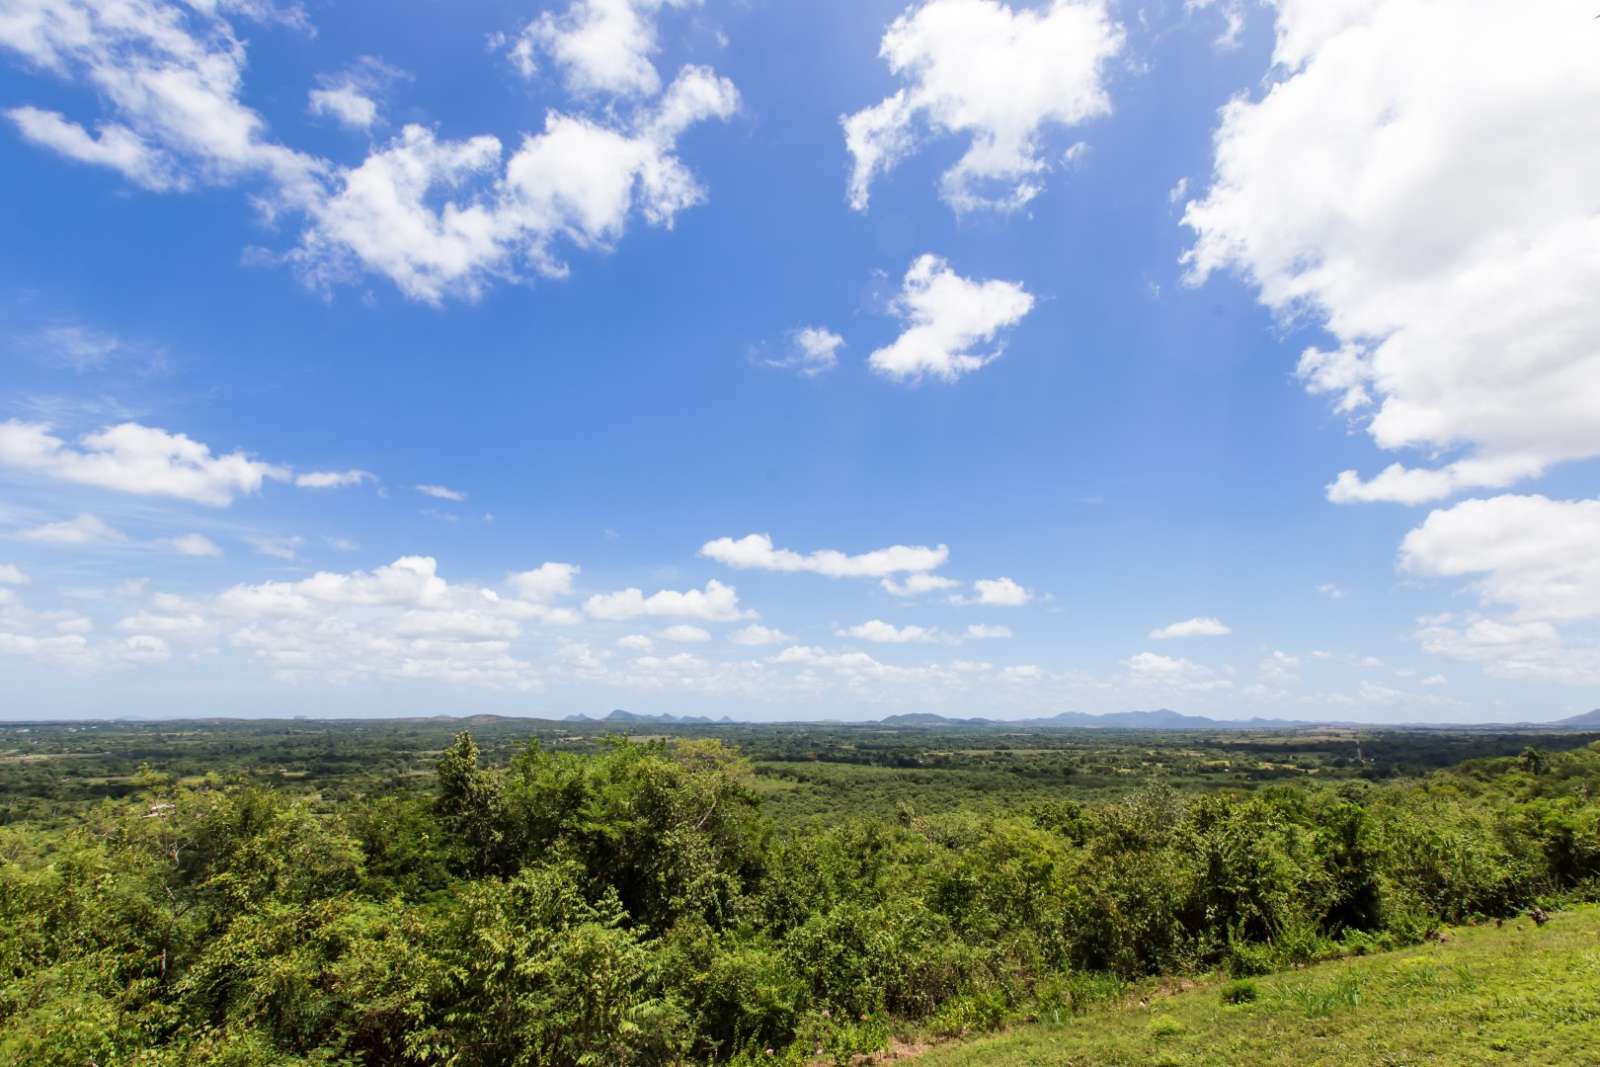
[835,619,941,644]
[584,578,750,621]
[295,469,374,489]
[616,633,654,652]
[881,572,960,598]
[308,57,404,131]
[843,0,1123,212]
[1400,496,1600,625]
[5,104,181,190]
[727,623,791,646]
[204,556,554,688]
[1149,616,1231,639]
[657,623,710,643]
[965,623,1011,639]
[18,513,126,545]
[507,562,579,603]
[954,576,1031,607]
[0,580,166,671]
[0,564,30,585]
[292,65,739,303]
[1259,650,1301,686]
[1183,0,1600,504]
[0,0,737,304]
[869,255,1034,383]
[1123,651,1232,692]
[163,533,223,557]
[701,532,949,578]
[0,0,322,200]
[500,0,697,97]
[1401,495,1600,686]
[0,420,288,506]
[763,326,845,377]
[308,86,376,130]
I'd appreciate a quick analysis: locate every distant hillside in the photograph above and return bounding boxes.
[879,709,1326,731]
[1553,708,1600,728]
[565,709,736,726]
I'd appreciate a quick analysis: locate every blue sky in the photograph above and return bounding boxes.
[1,0,1596,722]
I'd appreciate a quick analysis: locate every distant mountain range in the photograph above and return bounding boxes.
[564,709,738,726]
[881,708,1600,731]
[563,707,1600,731]
[879,709,1322,730]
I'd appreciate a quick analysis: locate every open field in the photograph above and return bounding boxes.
[918,905,1600,1067]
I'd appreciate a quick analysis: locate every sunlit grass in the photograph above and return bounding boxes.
[917,906,1600,1066]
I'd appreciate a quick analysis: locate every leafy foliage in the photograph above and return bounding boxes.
[1,726,1598,1064]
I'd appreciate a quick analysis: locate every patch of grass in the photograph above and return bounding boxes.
[916,905,1600,1066]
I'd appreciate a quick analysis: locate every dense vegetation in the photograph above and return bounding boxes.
[2,720,1598,1064]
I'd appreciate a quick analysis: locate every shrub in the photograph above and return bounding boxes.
[1220,978,1259,1004]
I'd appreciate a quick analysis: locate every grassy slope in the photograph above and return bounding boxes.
[916,906,1600,1067]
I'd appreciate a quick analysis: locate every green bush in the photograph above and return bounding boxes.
[1220,978,1259,1004]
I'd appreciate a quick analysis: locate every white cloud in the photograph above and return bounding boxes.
[0,0,322,201]
[1401,496,1600,624]
[1124,651,1232,692]
[307,56,404,131]
[843,0,1123,212]
[295,469,373,489]
[764,326,844,377]
[701,532,949,578]
[1186,0,1246,48]
[956,576,1031,607]
[881,572,960,598]
[1401,495,1600,686]
[1414,615,1600,688]
[507,562,579,603]
[1183,0,1600,504]
[416,483,466,502]
[210,556,547,688]
[727,623,790,646]
[164,533,222,557]
[293,65,738,303]
[309,86,377,130]
[616,633,654,652]
[5,104,180,190]
[836,619,941,644]
[584,578,749,621]
[869,255,1034,383]
[1259,650,1301,686]
[0,564,29,585]
[503,0,697,98]
[965,623,1011,639]
[657,623,710,643]
[1149,616,1231,639]
[0,1,736,305]
[245,534,303,561]
[1421,673,1447,687]
[18,513,126,545]
[1317,583,1347,600]
[0,420,289,506]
